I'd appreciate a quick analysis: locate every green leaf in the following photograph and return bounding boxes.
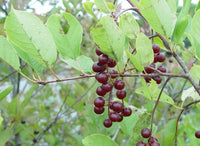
[0,36,20,71]
[127,113,151,146]
[0,129,12,145]
[191,10,200,58]
[0,85,13,102]
[119,13,140,39]
[82,134,117,146]
[106,2,114,12]
[196,1,200,12]
[181,87,199,101]
[90,16,126,61]
[139,0,176,37]
[84,2,95,17]
[5,8,57,67]
[172,16,188,43]
[190,64,200,83]
[44,134,56,145]
[61,55,94,73]
[11,43,45,73]
[135,33,154,66]
[94,0,110,14]
[47,13,83,59]
[135,79,174,105]
[119,113,139,136]
[0,114,3,126]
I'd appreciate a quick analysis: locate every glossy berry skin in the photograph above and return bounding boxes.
[95,72,108,83]
[144,77,151,83]
[94,97,105,107]
[122,107,132,116]
[148,136,158,144]
[116,90,126,99]
[157,65,166,73]
[21,120,26,124]
[195,130,200,138]
[94,106,105,114]
[144,63,155,74]
[150,142,160,146]
[153,76,162,84]
[109,101,113,109]
[152,44,160,53]
[114,80,125,90]
[117,114,123,122]
[101,82,113,92]
[96,47,103,56]
[156,53,165,62]
[112,101,123,113]
[33,138,37,143]
[92,62,106,72]
[153,54,158,63]
[136,141,146,146]
[96,86,107,96]
[109,112,120,122]
[107,58,116,68]
[34,130,39,135]
[141,128,151,138]
[99,54,108,65]
[109,69,118,78]
[103,119,112,128]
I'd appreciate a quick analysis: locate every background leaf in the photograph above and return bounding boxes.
[82,134,117,146]
[94,0,110,14]
[47,13,83,59]
[0,36,20,71]
[5,8,57,67]
[0,85,13,102]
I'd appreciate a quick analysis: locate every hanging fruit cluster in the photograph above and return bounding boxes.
[92,47,132,128]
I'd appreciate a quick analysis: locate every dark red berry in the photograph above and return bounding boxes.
[95,72,108,83]
[21,120,26,124]
[99,54,108,65]
[153,54,158,63]
[96,47,103,56]
[143,63,155,74]
[107,58,116,68]
[114,80,125,90]
[33,138,37,143]
[96,86,107,96]
[136,141,146,146]
[148,136,158,144]
[150,142,160,146]
[103,119,112,128]
[169,58,173,63]
[122,107,132,116]
[116,90,126,99]
[166,50,172,57]
[157,66,166,73]
[94,97,105,107]
[109,101,113,109]
[117,114,123,122]
[144,77,151,83]
[152,44,160,53]
[112,101,123,113]
[34,130,39,135]
[156,53,165,62]
[141,128,151,138]
[153,76,162,84]
[109,112,119,122]
[94,106,105,114]
[101,82,113,92]
[195,130,200,138]
[92,62,106,72]
[109,69,118,78]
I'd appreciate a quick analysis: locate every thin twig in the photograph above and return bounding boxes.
[150,78,171,134]
[175,99,200,146]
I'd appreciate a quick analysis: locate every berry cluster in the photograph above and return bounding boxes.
[92,47,132,128]
[136,128,160,146]
[143,44,166,84]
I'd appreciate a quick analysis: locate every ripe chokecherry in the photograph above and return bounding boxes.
[114,80,125,90]
[103,119,112,128]
[116,90,126,99]
[157,65,166,73]
[95,72,108,83]
[122,107,132,116]
[34,130,39,135]
[112,101,123,113]
[96,86,107,96]
[152,44,160,53]
[94,106,105,114]
[94,97,105,107]
[153,76,162,84]
[195,130,200,138]
[96,47,103,56]
[92,62,106,72]
[99,54,108,65]
[141,128,151,138]
[107,58,116,67]
[109,69,118,78]
[109,112,120,122]
[136,141,146,146]
[101,82,113,92]
[156,53,165,62]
